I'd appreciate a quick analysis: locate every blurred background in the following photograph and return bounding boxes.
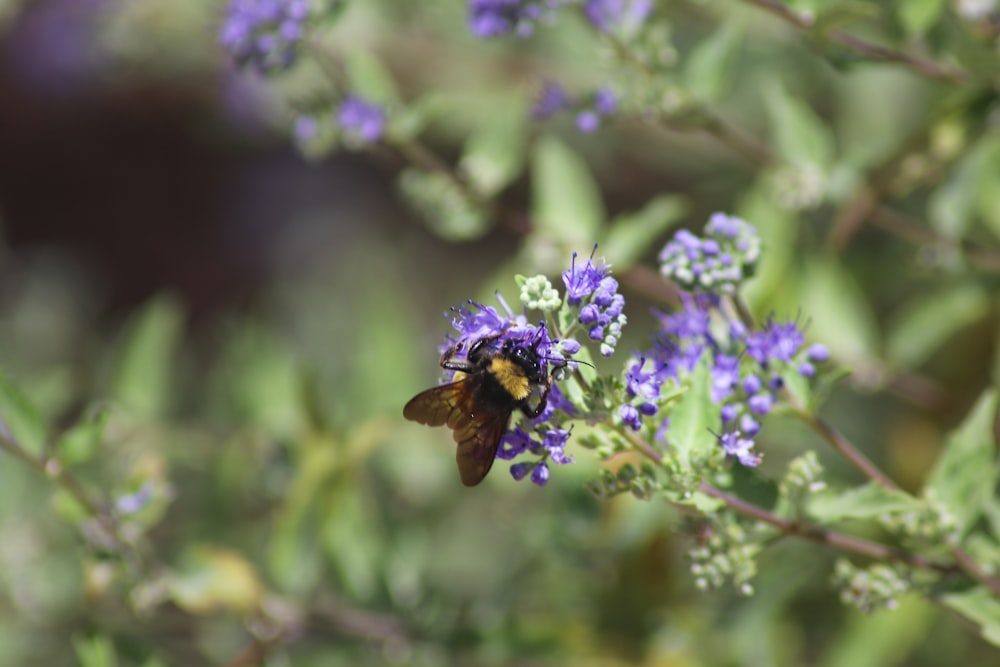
[0,0,999,665]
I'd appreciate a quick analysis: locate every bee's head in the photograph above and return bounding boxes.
[501,338,546,384]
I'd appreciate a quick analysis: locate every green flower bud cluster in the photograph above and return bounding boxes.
[831,560,910,613]
[688,518,761,596]
[518,275,562,312]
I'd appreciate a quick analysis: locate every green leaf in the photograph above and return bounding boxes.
[823,597,936,667]
[168,545,264,615]
[885,284,990,368]
[601,195,688,269]
[737,181,797,310]
[57,408,109,466]
[73,634,118,667]
[928,134,1000,239]
[344,50,400,106]
[682,18,745,103]
[0,370,45,457]
[531,135,604,245]
[398,168,490,241]
[896,0,947,38]
[797,256,879,363]
[811,1,880,35]
[942,586,1000,647]
[808,482,921,523]
[109,295,184,418]
[763,79,835,168]
[460,98,528,197]
[666,359,716,471]
[926,389,999,537]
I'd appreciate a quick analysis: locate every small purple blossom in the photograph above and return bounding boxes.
[468,0,561,38]
[807,343,830,362]
[510,462,532,480]
[532,82,617,134]
[562,246,607,305]
[337,96,386,144]
[220,0,311,73]
[293,115,318,143]
[584,0,652,33]
[719,431,761,467]
[620,404,642,430]
[659,213,761,293]
[533,81,572,120]
[531,461,551,485]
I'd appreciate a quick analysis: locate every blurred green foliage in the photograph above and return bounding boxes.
[0,0,999,665]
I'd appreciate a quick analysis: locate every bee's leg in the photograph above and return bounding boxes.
[520,376,553,419]
[440,328,511,371]
[440,341,475,372]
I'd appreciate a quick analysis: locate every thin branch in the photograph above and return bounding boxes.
[737,0,972,84]
[698,483,956,573]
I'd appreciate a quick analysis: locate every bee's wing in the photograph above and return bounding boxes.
[402,380,468,427]
[403,378,509,486]
[454,411,511,487]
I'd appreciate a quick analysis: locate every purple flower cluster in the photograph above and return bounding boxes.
[337,96,386,144]
[533,82,618,134]
[584,0,653,33]
[562,248,626,356]
[626,218,828,466]
[468,0,563,38]
[220,0,311,74]
[659,213,761,294]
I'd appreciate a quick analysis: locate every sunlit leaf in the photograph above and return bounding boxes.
[763,79,835,168]
[943,587,1000,647]
[667,359,716,471]
[0,370,45,458]
[344,49,401,105]
[57,408,109,466]
[168,545,264,615]
[926,389,999,537]
[683,18,745,103]
[808,482,921,522]
[896,0,946,38]
[885,283,990,368]
[109,295,184,418]
[73,634,118,667]
[532,135,604,246]
[602,195,688,269]
[798,256,879,363]
[460,97,528,197]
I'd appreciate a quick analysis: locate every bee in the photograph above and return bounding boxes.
[403,330,561,486]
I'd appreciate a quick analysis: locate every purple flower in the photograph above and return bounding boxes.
[510,462,532,480]
[499,427,534,460]
[620,404,642,430]
[337,96,386,144]
[5,0,111,94]
[532,82,617,134]
[533,81,572,120]
[542,428,574,464]
[562,246,607,305]
[719,431,761,467]
[807,343,830,362]
[747,393,773,415]
[594,87,617,114]
[293,115,318,143]
[584,0,652,33]
[531,461,551,485]
[468,0,561,38]
[220,0,311,73]
[659,213,761,294]
[576,110,600,133]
